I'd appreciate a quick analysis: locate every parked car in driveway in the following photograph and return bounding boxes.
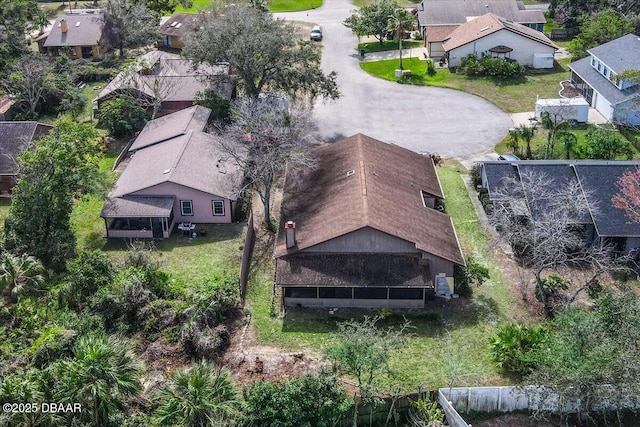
[497,153,520,161]
[310,26,322,41]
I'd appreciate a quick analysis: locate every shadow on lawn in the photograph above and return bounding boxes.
[101,222,246,252]
[280,293,501,336]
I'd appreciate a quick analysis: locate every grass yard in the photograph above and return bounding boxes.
[245,162,519,392]
[494,123,640,160]
[358,40,423,54]
[0,198,11,233]
[176,0,322,12]
[361,57,571,113]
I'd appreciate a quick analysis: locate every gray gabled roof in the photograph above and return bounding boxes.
[417,0,545,27]
[574,164,640,237]
[482,160,640,237]
[100,195,175,218]
[569,56,640,106]
[0,122,53,175]
[97,51,232,105]
[43,13,104,48]
[587,34,640,74]
[129,105,209,151]
[112,108,245,201]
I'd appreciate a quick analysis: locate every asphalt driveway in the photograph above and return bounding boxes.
[276,0,512,160]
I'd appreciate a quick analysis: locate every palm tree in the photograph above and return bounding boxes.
[558,131,578,159]
[507,128,520,156]
[516,124,536,159]
[155,361,240,426]
[0,252,45,300]
[55,335,143,426]
[388,8,415,70]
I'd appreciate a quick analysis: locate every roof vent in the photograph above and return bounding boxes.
[346,170,355,177]
[163,168,171,174]
[480,26,490,32]
[75,21,80,27]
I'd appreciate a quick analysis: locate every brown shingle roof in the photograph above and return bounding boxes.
[97,51,232,105]
[0,122,52,175]
[443,13,557,51]
[426,25,458,43]
[160,13,199,37]
[274,134,464,265]
[43,13,104,48]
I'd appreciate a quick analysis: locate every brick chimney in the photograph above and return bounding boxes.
[285,221,296,249]
[60,19,68,33]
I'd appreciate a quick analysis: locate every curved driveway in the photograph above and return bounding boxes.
[276,0,513,159]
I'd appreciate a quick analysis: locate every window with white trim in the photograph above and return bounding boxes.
[180,200,193,216]
[212,200,225,216]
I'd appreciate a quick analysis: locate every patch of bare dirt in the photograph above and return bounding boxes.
[222,313,326,385]
[560,80,579,98]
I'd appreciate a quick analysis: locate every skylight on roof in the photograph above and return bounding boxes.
[170,22,178,27]
[75,22,80,27]
[176,23,183,28]
[346,170,355,177]
[480,26,490,32]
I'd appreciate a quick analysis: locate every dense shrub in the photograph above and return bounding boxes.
[489,323,548,374]
[243,373,352,427]
[457,54,525,78]
[454,255,490,296]
[64,250,115,308]
[194,89,231,125]
[97,95,149,137]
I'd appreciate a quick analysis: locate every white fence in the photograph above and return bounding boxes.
[438,386,640,426]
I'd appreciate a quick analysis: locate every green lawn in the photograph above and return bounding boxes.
[245,163,518,392]
[358,40,422,54]
[175,0,322,13]
[361,57,571,113]
[352,0,416,7]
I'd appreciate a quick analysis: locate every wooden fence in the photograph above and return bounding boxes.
[548,28,579,40]
[335,390,438,426]
[239,211,255,304]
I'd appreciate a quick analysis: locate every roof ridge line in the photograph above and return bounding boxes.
[358,137,369,223]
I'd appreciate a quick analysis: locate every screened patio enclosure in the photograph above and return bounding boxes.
[100,196,175,238]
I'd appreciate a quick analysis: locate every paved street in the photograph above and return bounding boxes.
[276,0,513,160]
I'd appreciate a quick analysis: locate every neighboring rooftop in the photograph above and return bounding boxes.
[443,13,557,51]
[0,122,53,175]
[569,56,640,106]
[587,33,640,74]
[43,13,104,48]
[417,0,545,27]
[129,105,210,151]
[160,13,199,37]
[482,160,640,237]
[274,133,465,265]
[111,107,244,200]
[97,51,232,105]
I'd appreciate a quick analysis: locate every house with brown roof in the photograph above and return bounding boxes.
[96,50,234,116]
[160,13,199,49]
[443,13,557,68]
[274,134,465,309]
[416,0,546,60]
[100,105,245,238]
[36,12,105,59]
[0,121,53,193]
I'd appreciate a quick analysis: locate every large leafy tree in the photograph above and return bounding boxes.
[344,0,407,45]
[4,121,102,271]
[102,0,159,57]
[132,0,193,15]
[581,127,633,160]
[183,3,339,100]
[54,335,143,426]
[0,0,40,75]
[155,361,240,426]
[2,54,56,119]
[568,9,633,59]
